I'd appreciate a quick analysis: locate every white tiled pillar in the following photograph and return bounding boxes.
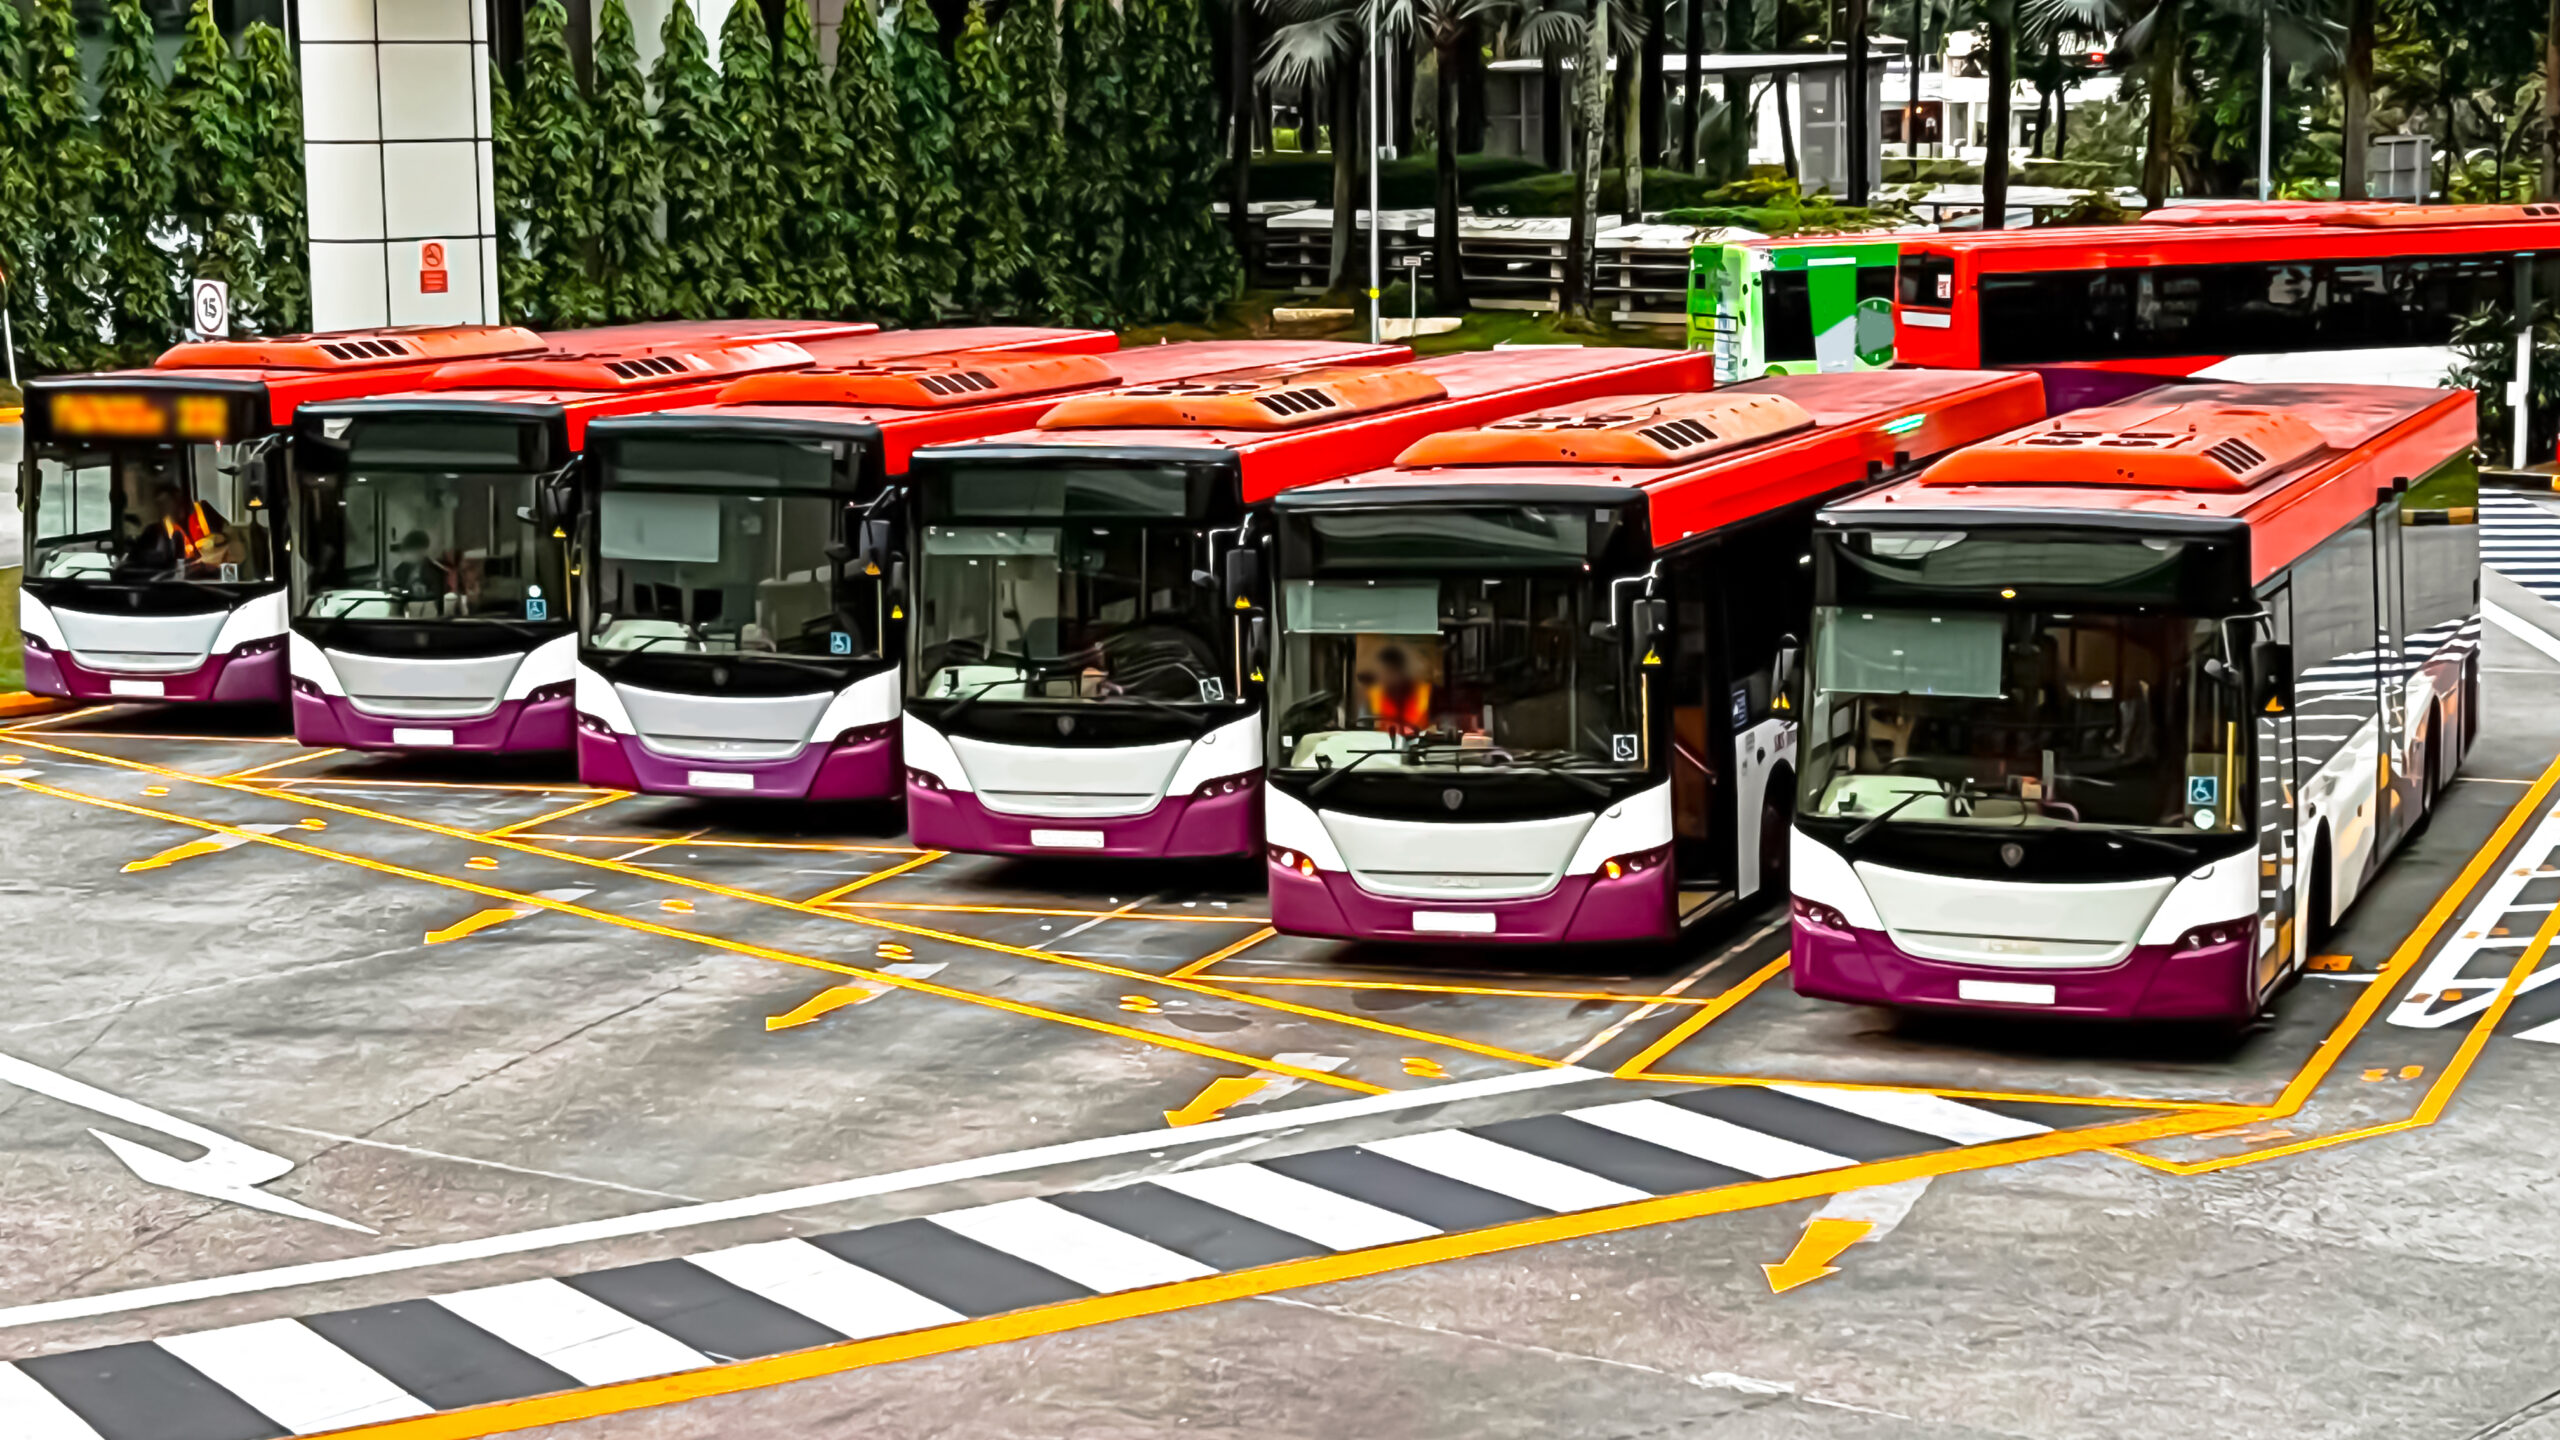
[301,0,499,330]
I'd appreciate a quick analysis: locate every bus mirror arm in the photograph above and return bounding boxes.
[2252,641,2294,715]
[1774,633,1803,698]
[857,519,894,575]
[1629,598,1669,668]
[1222,549,1264,611]
[888,558,908,610]
[1247,614,1270,675]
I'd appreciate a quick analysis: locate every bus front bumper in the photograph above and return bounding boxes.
[1269,859,1676,946]
[575,723,899,802]
[906,781,1259,859]
[292,685,575,754]
[25,637,285,705]
[1788,908,2258,1021]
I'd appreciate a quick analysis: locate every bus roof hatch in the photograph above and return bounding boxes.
[1392,390,1816,468]
[423,338,817,392]
[1034,366,1449,431]
[154,324,545,372]
[1921,402,2328,493]
[714,351,1120,408]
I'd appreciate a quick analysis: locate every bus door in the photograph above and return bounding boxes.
[1719,512,1809,899]
[2371,504,2418,847]
[2254,580,2298,991]
[1665,536,1727,898]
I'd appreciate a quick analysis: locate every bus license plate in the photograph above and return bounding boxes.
[1413,912,1496,935]
[687,771,755,791]
[1957,979,2055,1005]
[107,679,165,698]
[1031,829,1105,849]
[391,728,455,746]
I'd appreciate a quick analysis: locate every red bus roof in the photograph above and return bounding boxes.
[593,340,1410,475]
[29,324,550,430]
[1903,207,2560,273]
[926,346,1720,505]
[1285,369,2047,547]
[1834,381,2476,582]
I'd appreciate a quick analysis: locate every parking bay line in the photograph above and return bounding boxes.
[3,777,1385,1100]
[8,733,1567,1072]
[0,1066,1606,1332]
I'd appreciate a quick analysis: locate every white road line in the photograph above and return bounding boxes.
[686,1238,965,1339]
[1361,1130,1648,1212]
[1568,1100,1852,1179]
[1153,1164,1440,1250]
[432,1279,709,1386]
[154,1319,428,1432]
[0,1066,1603,1332]
[928,1198,1214,1291]
[2518,1016,2560,1043]
[2487,602,2560,664]
[1766,1084,2051,1145]
[0,1362,106,1440]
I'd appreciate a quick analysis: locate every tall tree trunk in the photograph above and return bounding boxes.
[1542,50,1566,167]
[1391,30,1415,156]
[1622,44,1644,215]
[1908,0,1925,158]
[1682,0,1705,169]
[2140,0,2178,207]
[1458,16,1487,152]
[1566,5,1609,317]
[1298,80,1317,150]
[1328,64,1359,293]
[1434,33,1466,308]
[2543,0,2560,198]
[1724,0,1751,176]
[1642,0,1667,165]
[1844,0,1869,202]
[2342,0,2371,198]
[1228,0,1254,266]
[1776,73,1797,180]
[1984,15,2012,227]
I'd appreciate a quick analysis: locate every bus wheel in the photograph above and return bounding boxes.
[2305,833,2335,954]
[1759,782,1793,898]
[2463,656,2480,758]
[2408,707,2441,841]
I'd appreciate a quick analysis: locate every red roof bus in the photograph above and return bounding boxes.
[571,339,1405,803]
[18,323,550,707]
[1894,203,2560,397]
[283,324,1112,756]
[1792,381,2480,1024]
[899,345,1717,863]
[1260,369,2045,946]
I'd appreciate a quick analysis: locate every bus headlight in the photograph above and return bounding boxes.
[905,768,944,791]
[575,711,611,736]
[1792,896,1851,931]
[1594,844,1669,880]
[2173,923,2248,955]
[1191,770,1258,800]
[1268,845,1316,877]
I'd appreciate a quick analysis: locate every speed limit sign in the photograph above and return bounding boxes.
[189,278,229,337]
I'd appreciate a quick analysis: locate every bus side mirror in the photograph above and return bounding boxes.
[1222,548,1264,612]
[536,474,580,529]
[1773,633,1802,713]
[858,519,893,577]
[1247,614,1270,681]
[2252,641,2294,716]
[1630,598,1669,670]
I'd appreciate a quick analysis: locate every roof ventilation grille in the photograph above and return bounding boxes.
[1635,417,1721,451]
[2202,437,2269,473]
[1255,387,1342,417]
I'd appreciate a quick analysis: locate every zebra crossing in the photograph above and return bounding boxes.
[0,1081,2103,1439]
[2481,489,2560,606]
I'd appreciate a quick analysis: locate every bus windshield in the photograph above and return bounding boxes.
[28,440,275,586]
[912,519,1228,706]
[295,428,564,625]
[1270,571,1637,775]
[1799,604,2250,835]
[589,489,855,659]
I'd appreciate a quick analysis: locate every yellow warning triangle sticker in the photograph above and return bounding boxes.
[2264,695,2285,714]
[1641,648,1661,666]
[1234,596,1252,610]
[864,562,881,576]
[551,525,567,538]
[1772,692,1791,712]
[1250,668,1265,683]
[890,604,905,620]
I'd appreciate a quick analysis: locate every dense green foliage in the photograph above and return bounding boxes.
[240,22,306,334]
[589,0,663,322]
[773,0,855,316]
[23,0,103,371]
[0,0,45,353]
[886,0,964,321]
[168,0,258,332]
[1059,0,1132,323]
[954,1,1031,318]
[714,0,785,317]
[650,0,726,320]
[517,0,602,326]
[95,0,175,363]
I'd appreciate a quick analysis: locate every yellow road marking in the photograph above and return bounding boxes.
[316,1103,2236,1440]
[221,748,344,781]
[0,705,112,731]
[26,729,302,743]
[508,834,929,854]
[425,908,531,945]
[837,901,1268,925]
[806,851,947,904]
[765,985,882,1031]
[484,791,628,839]
[1615,953,1792,1079]
[1763,1216,1872,1293]
[1172,972,1728,1006]
[121,837,232,872]
[1401,1057,1448,1079]
[245,777,620,793]
[1,776,1387,1097]
[1168,926,1278,978]
[1163,1075,1268,1126]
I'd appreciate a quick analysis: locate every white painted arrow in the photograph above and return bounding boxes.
[0,1050,373,1233]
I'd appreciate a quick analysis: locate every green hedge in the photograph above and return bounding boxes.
[1467,167,1740,217]
[1231,151,1551,207]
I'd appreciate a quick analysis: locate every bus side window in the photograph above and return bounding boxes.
[1764,271,1816,365]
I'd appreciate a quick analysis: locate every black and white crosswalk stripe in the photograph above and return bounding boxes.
[0,1084,2105,1438]
[2481,490,2560,606]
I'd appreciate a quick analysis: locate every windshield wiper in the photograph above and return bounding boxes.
[2030,815,2198,863]
[1090,689,1216,731]
[1309,743,1407,798]
[1844,787,1943,847]
[453,613,564,642]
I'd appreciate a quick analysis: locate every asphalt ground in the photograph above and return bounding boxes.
[2,551,2559,1436]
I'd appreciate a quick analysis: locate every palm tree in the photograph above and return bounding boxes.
[1503,0,1644,315]
[1257,0,1367,296]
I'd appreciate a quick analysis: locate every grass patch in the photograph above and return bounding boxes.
[0,568,23,693]
[1121,290,1681,353]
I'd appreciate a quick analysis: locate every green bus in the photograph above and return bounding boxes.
[1686,237,1903,381]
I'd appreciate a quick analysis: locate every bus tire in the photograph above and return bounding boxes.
[2462,654,2480,760]
[2408,705,2442,841]
[1759,766,1794,898]
[2305,830,2335,953]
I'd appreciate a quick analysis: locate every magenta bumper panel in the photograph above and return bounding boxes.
[24,638,286,705]
[1788,910,2257,1021]
[1269,860,1676,945]
[575,725,899,801]
[292,684,574,753]
[906,782,1259,859]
